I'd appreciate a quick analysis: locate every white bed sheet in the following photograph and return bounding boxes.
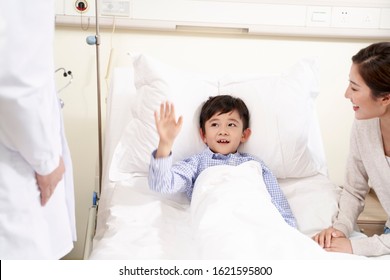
[91,177,195,259]
[89,172,369,260]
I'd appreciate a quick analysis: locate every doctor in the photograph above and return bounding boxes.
[0,1,76,259]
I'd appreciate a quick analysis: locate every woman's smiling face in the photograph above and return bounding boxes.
[345,63,387,120]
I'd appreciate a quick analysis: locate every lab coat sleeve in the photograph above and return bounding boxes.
[0,1,61,175]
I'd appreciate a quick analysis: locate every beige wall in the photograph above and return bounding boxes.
[54,26,378,259]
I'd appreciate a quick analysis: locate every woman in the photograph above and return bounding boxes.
[313,42,390,257]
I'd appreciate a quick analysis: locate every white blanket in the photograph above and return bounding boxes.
[190,161,356,259]
[90,163,368,260]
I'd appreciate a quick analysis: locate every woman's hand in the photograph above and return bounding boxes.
[312,227,346,248]
[324,237,353,254]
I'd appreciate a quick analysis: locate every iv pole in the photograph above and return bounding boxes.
[86,0,102,198]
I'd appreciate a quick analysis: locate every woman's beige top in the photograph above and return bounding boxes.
[333,118,390,257]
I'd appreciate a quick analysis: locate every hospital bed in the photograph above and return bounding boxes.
[84,53,384,260]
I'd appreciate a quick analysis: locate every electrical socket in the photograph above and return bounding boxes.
[331,7,380,28]
[101,0,130,17]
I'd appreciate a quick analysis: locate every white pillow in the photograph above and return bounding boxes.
[111,53,326,179]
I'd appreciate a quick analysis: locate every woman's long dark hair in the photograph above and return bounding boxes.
[352,42,390,99]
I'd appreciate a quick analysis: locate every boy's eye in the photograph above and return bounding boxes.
[228,123,237,127]
[210,123,218,127]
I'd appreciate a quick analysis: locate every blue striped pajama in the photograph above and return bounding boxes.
[148,147,297,228]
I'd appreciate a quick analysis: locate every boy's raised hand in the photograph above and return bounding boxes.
[154,102,183,158]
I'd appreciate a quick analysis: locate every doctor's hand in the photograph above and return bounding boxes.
[312,227,346,249]
[154,102,183,158]
[36,157,65,206]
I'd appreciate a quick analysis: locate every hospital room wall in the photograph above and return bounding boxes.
[53,26,377,259]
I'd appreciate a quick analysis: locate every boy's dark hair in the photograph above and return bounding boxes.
[199,95,250,133]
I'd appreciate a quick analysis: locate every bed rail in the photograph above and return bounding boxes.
[83,203,97,260]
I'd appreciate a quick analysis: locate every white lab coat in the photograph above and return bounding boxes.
[0,1,76,259]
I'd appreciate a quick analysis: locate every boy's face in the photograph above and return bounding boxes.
[200,110,251,155]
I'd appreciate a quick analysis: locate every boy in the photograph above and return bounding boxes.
[149,95,296,228]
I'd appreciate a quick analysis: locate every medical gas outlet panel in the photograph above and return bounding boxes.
[55,0,390,39]
[55,0,128,17]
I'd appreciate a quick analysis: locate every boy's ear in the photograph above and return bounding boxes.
[241,128,252,143]
[199,128,207,144]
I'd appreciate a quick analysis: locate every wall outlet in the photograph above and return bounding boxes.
[75,0,89,13]
[64,0,95,16]
[331,7,380,28]
[101,0,130,17]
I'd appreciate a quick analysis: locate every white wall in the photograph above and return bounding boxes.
[54,25,378,259]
